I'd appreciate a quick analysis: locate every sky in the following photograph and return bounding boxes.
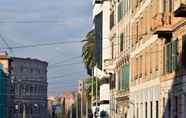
[0,0,92,96]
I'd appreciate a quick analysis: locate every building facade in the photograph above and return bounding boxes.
[92,0,112,117]
[91,0,186,118]
[11,57,48,118]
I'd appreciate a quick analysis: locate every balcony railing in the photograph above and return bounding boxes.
[93,0,103,4]
[174,0,186,17]
[116,90,129,100]
[152,12,173,39]
[104,59,113,71]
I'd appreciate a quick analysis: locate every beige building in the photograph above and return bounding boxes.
[92,0,186,118]
[109,0,131,118]
[107,0,186,118]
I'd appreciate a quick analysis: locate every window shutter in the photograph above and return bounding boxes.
[169,43,172,72]
[163,46,166,73]
[183,35,186,68]
[118,2,123,22]
[122,65,125,90]
[125,64,129,90]
[172,40,178,70]
[166,44,169,73]
[120,33,124,52]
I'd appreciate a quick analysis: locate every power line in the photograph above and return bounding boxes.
[0,20,65,24]
[49,55,81,66]
[48,70,85,81]
[48,61,83,69]
[0,40,81,50]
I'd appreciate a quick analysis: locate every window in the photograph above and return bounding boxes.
[110,74,116,90]
[110,11,114,29]
[156,101,159,118]
[122,64,129,90]
[118,1,124,22]
[118,71,121,90]
[164,0,172,12]
[150,101,153,118]
[137,104,139,118]
[136,22,139,43]
[30,86,33,95]
[155,44,159,71]
[145,52,147,76]
[139,56,142,78]
[168,98,171,118]
[182,34,186,68]
[135,58,139,79]
[112,42,114,59]
[145,102,148,118]
[163,97,165,109]
[150,48,153,73]
[175,96,178,118]
[120,33,124,52]
[20,66,23,72]
[165,40,178,73]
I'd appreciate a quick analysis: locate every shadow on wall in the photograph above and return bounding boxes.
[162,34,186,118]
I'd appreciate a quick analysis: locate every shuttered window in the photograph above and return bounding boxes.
[165,40,178,73]
[172,40,178,70]
[120,33,124,52]
[183,34,186,68]
[110,11,114,30]
[168,43,172,72]
[118,1,124,22]
[164,0,172,12]
[122,64,129,90]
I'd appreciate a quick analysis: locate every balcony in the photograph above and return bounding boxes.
[116,90,129,101]
[93,0,103,4]
[104,59,114,72]
[152,13,173,39]
[174,0,186,17]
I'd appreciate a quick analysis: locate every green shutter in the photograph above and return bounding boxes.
[120,69,123,90]
[122,65,125,90]
[163,47,166,73]
[167,43,172,72]
[121,64,130,90]
[125,64,129,90]
[118,2,123,22]
[172,40,178,70]
[166,44,169,72]
[183,35,186,68]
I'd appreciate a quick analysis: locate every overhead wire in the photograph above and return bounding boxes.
[0,20,65,24]
[48,70,85,81]
[48,61,83,69]
[49,55,81,67]
[0,40,81,50]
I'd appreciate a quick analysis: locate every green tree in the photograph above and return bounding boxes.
[82,30,96,75]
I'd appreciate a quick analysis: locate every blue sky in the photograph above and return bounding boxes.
[0,0,92,96]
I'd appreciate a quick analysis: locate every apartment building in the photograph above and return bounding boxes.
[107,0,186,118]
[156,0,186,118]
[108,0,131,118]
[92,0,112,117]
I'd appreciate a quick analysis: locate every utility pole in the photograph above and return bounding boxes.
[76,93,79,118]
[80,92,83,118]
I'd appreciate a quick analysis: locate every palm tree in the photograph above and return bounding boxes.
[82,30,98,118]
[82,30,96,75]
